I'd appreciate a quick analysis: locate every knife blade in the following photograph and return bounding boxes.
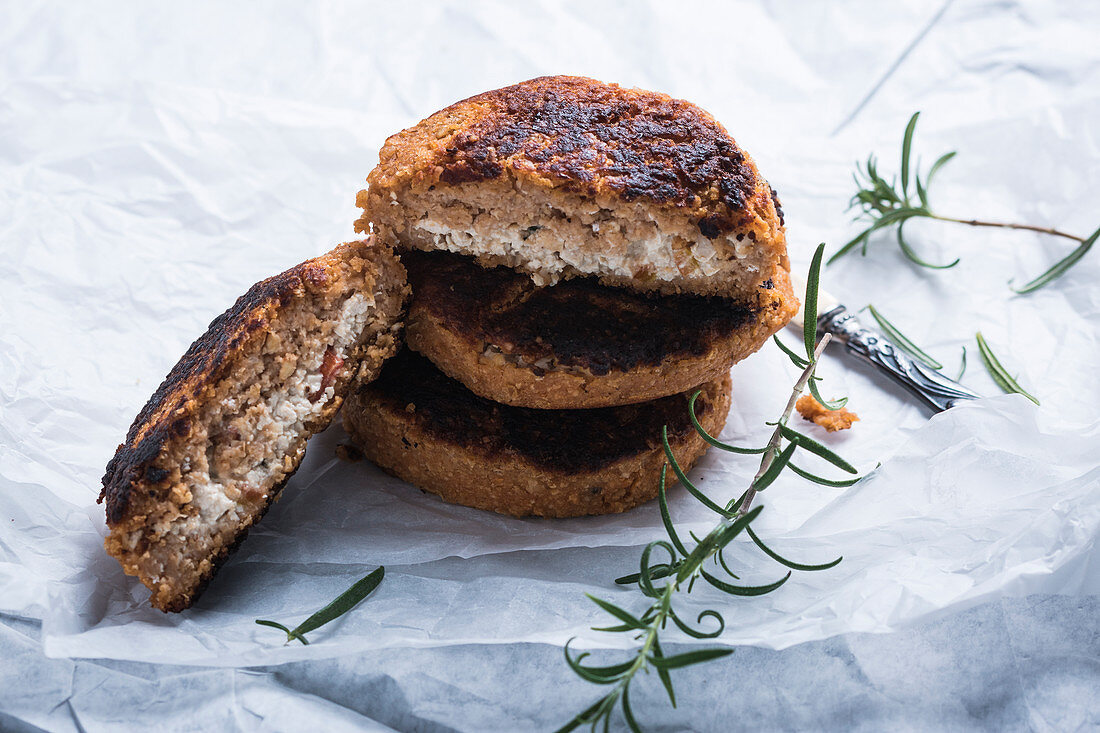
[788,272,981,412]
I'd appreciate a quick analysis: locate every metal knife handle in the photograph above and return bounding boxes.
[818,306,981,412]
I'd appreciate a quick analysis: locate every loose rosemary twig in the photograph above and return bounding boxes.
[558,245,864,733]
[831,111,1098,292]
[256,566,384,645]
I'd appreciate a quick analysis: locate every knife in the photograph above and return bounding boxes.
[788,273,981,413]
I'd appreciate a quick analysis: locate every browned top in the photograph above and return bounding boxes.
[361,349,719,473]
[362,75,778,239]
[404,250,755,375]
[98,241,390,525]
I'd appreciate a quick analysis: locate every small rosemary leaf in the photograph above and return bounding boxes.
[688,392,767,454]
[808,377,849,411]
[716,546,740,581]
[254,619,305,645]
[563,640,627,685]
[803,244,826,358]
[700,568,792,597]
[866,303,943,368]
[552,697,604,733]
[586,595,647,630]
[1011,224,1099,294]
[621,687,643,733]
[291,566,384,639]
[975,332,1040,405]
[779,425,858,473]
[725,488,750,514]
[658,467,688,556]
[915,172,929,209]
[639,541,677,598]
[926,150,957,186]
[788,463,864,487]
[774,335,811,369]
[614,564,674,586]
[651,638,677,707]
[746,525,843,572]
[668,608,725,639]
[662,426,733,517]
[901,111,919,200]
[591,623,643,633]
[956,345,968,381]
[648,647,734,670]
[574,657,637,681]
[750,442,797,493]
[828,230,869,265]
[254,619,292,634]
[896,223,960,269]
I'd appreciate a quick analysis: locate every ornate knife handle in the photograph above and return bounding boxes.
[817,307,981,413]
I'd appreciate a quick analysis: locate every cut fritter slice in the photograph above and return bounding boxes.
[342,349,732,518]
[403,250,796,409]
[357,75,793,303]
[100,239,409,612]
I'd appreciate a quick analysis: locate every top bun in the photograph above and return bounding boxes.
[356,75,792,305]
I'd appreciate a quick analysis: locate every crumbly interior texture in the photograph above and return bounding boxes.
[369,175,785,303]
[103,245,407,612]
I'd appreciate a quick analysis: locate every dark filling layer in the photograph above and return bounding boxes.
[403,250,755,376]
[362,349,714,473]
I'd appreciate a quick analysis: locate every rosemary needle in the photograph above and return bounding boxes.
[975,333,1039,405]
[866,304,943,369]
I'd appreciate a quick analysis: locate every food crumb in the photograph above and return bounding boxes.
[796,395,860,432]
[335,443,364,462]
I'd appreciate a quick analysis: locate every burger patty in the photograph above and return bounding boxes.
[100,239,409,612]
[342,349,732,518]
[403,249,790,409]
[357,75,793,303]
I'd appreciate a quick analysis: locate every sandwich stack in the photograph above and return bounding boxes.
[100,75,798,612]
[342,76,798,518]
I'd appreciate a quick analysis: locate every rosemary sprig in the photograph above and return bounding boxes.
[558,245,864,732]
[975,333,1039,405]
[832,112,1096,290]
[256,566,384,645]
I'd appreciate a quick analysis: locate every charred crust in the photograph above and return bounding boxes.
[373,76,764,236]
[769,187,785,226]
[403,250,755,376]
[359,349,714,473]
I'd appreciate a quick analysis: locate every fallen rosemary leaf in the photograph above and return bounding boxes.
[1011,225,1100,293]
[975,332,1039,405]
[256,566,384,645]
[955,346,968,382]
[866,304,943,369]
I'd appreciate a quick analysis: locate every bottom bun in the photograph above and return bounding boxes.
[342,349,732,518]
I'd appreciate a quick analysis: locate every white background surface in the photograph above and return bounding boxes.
[1,1,1098,730]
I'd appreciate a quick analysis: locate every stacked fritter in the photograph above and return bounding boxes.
[342,76,797,518]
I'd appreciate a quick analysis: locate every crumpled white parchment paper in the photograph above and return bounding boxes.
[1,0,1098,673]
